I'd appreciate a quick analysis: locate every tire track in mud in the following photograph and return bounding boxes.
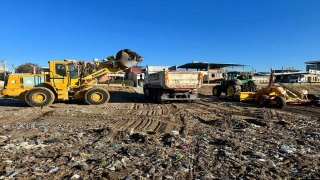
[36,103,185,134]
[280,105,320,117]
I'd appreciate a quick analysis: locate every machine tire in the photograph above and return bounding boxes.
[307,94,317,100]
[143,86,150,97]
[254,84,261,91]
[156,91,163,104]
[226,84,241,96]
[257,95,270,108]
[246,81,254,92]
[243,83,250,92]
[85,88,110,105]
[25,87,55,107]
[212,85,222,97]
[151,90,157,101]
[273,96,286,109]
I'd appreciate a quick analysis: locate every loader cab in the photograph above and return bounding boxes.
[48,61,77,86]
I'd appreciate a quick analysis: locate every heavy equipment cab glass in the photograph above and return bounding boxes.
[227,72,237,81]
[56,64,66,76]
[68,63,80,79]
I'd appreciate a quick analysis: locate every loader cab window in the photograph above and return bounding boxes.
[68,63,80,79]
[56,64,66,76]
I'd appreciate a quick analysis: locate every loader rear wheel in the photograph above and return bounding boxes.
[273,96,286,109]
[25,87,55,107]
[257,95,270,108]
[85,88,110,105]
[212,85,222,97]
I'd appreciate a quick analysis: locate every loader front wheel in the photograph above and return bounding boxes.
[257,95,270,108]
[25,87,55,107]
[273,96,286,109]
[85,88,110,105]
[212,85,222,97]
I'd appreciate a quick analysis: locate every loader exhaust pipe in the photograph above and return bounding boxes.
[30,65,36,74]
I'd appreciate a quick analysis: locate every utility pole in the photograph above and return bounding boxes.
[12,64,15,73]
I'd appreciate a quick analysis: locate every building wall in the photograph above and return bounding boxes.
[203,69,226,82]
[306,64,320,71]
[0,66,8,73]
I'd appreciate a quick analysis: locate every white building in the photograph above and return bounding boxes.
[0,66,8,73]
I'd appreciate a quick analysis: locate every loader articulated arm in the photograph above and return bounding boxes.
[79,66,124,91]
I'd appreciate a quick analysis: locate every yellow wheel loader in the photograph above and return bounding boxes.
[1,49,143,107]
[239,68,319,108]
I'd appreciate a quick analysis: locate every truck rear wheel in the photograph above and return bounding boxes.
[85,88,110,105]
[25,87,55,107]
[156,91,163,104]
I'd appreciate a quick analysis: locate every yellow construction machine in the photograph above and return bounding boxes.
[1,49,143,107]
[239,68,319,108]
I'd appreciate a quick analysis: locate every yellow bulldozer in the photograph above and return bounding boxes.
[1,49,143,107]
[239,68,319,108]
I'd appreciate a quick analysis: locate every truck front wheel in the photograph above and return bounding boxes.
[85,88,110,105]
[25,87,55,107]
[143,86,150,97]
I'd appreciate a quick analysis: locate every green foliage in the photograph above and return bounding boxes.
[99,79,134,86]
[16,63,41,74]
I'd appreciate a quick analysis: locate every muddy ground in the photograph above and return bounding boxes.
[0,85,320,179]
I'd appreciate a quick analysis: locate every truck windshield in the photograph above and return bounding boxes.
[68,63,80,79]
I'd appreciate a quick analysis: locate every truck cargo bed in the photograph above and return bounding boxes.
[148,71,202,90]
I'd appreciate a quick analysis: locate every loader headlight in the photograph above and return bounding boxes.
[11,80,16,83]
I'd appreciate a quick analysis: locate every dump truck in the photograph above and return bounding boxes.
[1,49,143,107]
[239,68,319,108]
[143,66,203,103]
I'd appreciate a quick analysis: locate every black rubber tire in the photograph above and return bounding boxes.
[143,86,150,97]
[273,96,286,109]
[85,88,110,105]
[25,87,55,107]
[156,91,163,104]
[257,95,270,108]
[243,83,250,92]
[247,82,254,92]
[307,94,317,100]
[151,90,157,101]
[212,85,222,97]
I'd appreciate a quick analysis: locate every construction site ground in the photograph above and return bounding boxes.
[0,84,320,179]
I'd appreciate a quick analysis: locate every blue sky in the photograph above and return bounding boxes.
[0,0,319,72]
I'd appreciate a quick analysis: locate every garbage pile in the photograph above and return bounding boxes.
[0,109,319,179]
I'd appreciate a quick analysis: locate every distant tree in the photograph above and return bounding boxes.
[106,55,115,64]
[16,63,41,74]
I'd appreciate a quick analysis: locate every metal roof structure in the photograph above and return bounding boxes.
[178,62,248,69]
[305,60,320,64]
